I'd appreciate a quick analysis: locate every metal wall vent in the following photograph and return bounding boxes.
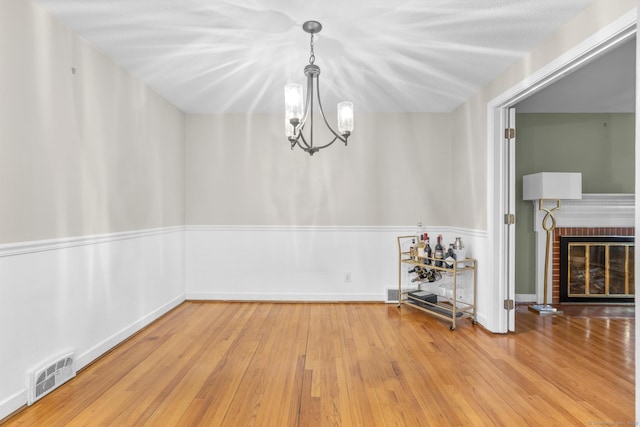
[385,288,399,303]
[26,351,76,405]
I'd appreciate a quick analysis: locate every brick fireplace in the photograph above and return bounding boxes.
[552,227,634,303]
[530,194,634,304]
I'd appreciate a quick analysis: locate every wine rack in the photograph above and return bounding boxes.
[397,235,477,330]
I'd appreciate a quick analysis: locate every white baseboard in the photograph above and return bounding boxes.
[76,294,186,370]
[0,294,186,422]
[0,390,27,422]
[516,294,536,303]
[0,227,185,422]
[475,313,489,328]
[186,292,382,302]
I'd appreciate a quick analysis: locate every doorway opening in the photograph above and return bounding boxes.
[487,13,637,333]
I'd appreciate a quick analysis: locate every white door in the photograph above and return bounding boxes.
[504,107,516,331]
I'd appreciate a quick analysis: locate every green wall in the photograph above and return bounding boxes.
[515,113,635,295]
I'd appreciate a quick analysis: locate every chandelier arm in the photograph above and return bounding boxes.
[309,73,315,150]
[308,135,340,151]
[295,73,314,137]
[290,123,313,151]
[295,140,309,152]
[314,75,348,144]
[289,122,309,149]
[293,119,336,153]
[294,132,319,155]
[296,126,313,151]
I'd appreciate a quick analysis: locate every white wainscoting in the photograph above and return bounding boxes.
[0,227,186,420]
[0,224,492,420]
[185,225,489,320]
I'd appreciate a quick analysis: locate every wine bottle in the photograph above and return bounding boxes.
[417,239,426,259]
[434,235,444,267]
[424,234,432,265]
[412,269,438,282]
[453,237,466,268]
[411,270,430,282]
[445,244,456,268]
[409,239,416,260]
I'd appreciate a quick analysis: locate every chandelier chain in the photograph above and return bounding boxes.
[309,33,315,64]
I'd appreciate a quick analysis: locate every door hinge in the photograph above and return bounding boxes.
[504,299,515,310]
[504,128,515,139]
[504,213,515,225]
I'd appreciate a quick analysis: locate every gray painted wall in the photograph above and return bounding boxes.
[0,0,185,244]
[186,112,453,227]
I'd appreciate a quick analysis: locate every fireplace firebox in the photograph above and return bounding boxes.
[559,236,634,303]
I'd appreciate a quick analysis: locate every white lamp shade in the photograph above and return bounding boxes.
[523,172,582,200]
[284,83,303,120]
[337,101,354,134]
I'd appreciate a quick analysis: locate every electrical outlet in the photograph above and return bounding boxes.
[344,272,351,283]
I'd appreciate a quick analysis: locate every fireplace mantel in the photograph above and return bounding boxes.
[532,194,634,231]
[529,193,634,304]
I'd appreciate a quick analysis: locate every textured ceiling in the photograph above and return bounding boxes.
[34,0,595,114]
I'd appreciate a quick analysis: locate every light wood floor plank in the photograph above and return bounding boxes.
[1,302,634,426]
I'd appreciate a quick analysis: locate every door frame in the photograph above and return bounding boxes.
[486,11,636,333]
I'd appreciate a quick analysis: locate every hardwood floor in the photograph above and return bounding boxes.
[2,302,634,426]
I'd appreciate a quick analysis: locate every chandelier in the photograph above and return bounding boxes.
[284,21,354,156]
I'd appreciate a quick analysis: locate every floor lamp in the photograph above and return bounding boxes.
[523,172,582,315]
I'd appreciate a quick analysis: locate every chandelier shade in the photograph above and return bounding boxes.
[284,83,303,119]
[284,21,353,156]
[337,101,354,135]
